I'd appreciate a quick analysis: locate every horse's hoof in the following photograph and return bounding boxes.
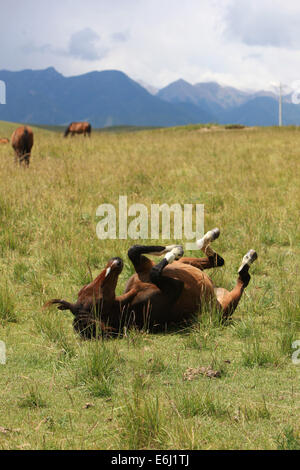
[173,245,184,260]
[164,244,177,253]
[197,228,220,250]
[238,249,258,273]
[165,245,184,263]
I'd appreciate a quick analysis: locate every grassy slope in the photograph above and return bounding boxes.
[0,122,299,450]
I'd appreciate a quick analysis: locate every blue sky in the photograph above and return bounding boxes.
[1,0,299,90]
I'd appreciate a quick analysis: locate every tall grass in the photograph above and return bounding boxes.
[0,283,17,324]
[119,385,167,449]
[0,123,300,449]
[173,389,229,419]
[34,311,76,359]
[276,427,300,450]
[241,338,281,368]
[74,341,122,397]
[18,383,47,409]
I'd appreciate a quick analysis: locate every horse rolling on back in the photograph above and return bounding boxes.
[11,126,34,167]
[64,122,92,138]
[45,228,258,339]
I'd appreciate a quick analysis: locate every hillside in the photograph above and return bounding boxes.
[157,79,300,126]
[0,68,213,128]
[1,67,300,127]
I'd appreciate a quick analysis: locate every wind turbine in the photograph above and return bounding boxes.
[279,82,282,127]
[270,81,289,127]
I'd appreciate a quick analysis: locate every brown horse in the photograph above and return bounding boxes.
[64,122,91,138]
[11,126,34,167]
[45,229,257,338]
[0,138,9,144]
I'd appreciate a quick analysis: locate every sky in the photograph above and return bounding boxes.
[1,0,300,91]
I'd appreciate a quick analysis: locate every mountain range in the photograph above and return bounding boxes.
[0,67,299,127]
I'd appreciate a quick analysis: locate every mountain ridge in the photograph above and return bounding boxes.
[0,67,299,127]
[0,68,214,127]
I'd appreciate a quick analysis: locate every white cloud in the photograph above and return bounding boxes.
[111,31,130,44]
[68,28,105,61]
[225,0,300,48]
[0,0,300,91]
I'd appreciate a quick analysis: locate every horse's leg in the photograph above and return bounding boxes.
[181,228,225,270]
[128,244,183,275]
[24,154,30,167]
[149,246,185,303]
[19,153,26,166]
[216,250,257,319]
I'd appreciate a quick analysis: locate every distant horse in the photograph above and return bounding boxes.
[45,228,257,338]
[0,138,9,144]
[64,122,91,138]
[11,126,34,167]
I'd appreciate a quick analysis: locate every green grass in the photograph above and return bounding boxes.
[18,384,47,409]
[276,426,300,450]
[74,341,122,398]
[0,121,299,449]
[0,283,17,324]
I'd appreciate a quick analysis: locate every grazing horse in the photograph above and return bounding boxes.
[45,229,257,338]
[11,126,34,167]
[0,138,9,144]
[64,122,91,138]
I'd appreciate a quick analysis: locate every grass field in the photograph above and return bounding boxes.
[0,121,299,450]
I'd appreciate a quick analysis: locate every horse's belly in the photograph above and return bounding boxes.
[126,264,216,323]
[163,263,216,317]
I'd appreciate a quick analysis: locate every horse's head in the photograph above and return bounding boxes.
[44,257,124,338]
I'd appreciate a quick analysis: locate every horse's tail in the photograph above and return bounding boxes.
[64,124,71,137]
[87,123,92,136]
[23,127,31,154]
[43,298,77,315]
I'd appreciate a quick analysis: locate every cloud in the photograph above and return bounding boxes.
[21,27,108,63]
[68,28,106,61]
[2,0,300,92]
[225,0,300,48]
[21,42,54,55]
[111,31,130,43]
